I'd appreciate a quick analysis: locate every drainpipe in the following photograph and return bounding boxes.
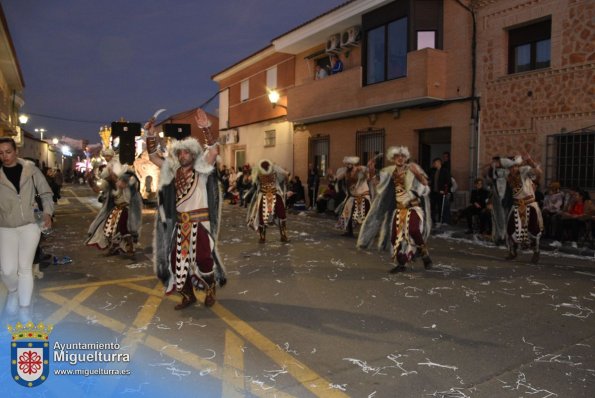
[455,0,480,188]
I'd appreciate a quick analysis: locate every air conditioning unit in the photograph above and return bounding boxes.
[219,130,237,145]
[226,130,238,144]
[341,25,361,47]
[325,33,341,53]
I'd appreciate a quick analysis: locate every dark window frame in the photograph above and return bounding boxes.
[545,129,595,190]
[356,129,385,169]
[362,0,443,86]
[508,18,552,74]
[309,135,330,178]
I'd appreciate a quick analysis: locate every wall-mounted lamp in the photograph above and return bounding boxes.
[18,114,29,124]
[267,89,287,110]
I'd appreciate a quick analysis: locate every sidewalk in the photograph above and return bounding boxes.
[294,206,595,259]
[432,224,595,258]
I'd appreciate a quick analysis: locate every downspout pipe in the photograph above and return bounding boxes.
[455,0,480,187]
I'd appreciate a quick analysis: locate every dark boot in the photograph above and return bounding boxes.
[420,245,433,270]
[531,251,540,264]
[279,220,289,242]
[505,242,518,260]
[259,226,266,244]
[174,280,197,310]
[342,222,354,237]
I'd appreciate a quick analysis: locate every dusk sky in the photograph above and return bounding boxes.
[3,0,345,143]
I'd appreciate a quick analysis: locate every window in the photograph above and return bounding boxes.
[264,130,276,147]
[356,129,385,169]
[546,129,595,189]
[417,31,436,50]
[309,136,329,177]
[362,0,442,86]
[235,149,246,170]
[266,66,277,89]
[365,17,408,85]
[508,19,551,74]
[240,79,249,102]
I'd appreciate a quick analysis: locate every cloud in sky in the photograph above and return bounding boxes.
[3,0,345,142]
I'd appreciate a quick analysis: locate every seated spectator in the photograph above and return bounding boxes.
[286,176,305,209]
[459,178,490,234]
[542,181,564,238]
[316,183,337,213]
[553,188,586,248]
[329,54,343,75]
[315,64,328,80]
[237,164,253,207]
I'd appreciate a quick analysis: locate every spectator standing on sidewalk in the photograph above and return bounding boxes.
[307,163,320,210]
[0,137,54,318]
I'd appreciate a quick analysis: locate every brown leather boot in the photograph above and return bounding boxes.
[259,226,266,243]
[174,280,197,310]
[204,283,216,307]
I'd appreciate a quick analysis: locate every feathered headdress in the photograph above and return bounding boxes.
[343,156,360,165]
[386,146,410,161]
[168,136,203,159]
[500,155,522,168]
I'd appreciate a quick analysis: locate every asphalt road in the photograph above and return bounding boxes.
[1,183,594,398]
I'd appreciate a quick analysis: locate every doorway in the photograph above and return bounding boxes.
[418,127,451,173]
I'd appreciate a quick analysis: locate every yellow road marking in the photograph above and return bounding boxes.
[43,287,98,325]
[222,329,246,398]
[38,277,338,396]
[213,304,348,398]
[41,276,155,292]
[144,334,218,371]
[121,284,163,347]
[123,282,346,398]
[40,290,128,334]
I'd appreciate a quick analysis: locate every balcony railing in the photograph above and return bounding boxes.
[287,48,448,124]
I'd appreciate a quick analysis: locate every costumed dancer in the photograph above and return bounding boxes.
[86,141,142,255]
[146,109,226,310]
[484,156,510,245]
[357,146,433,273]
[335,156,373,237]
[246,159,290,243]
[501,154,543,263]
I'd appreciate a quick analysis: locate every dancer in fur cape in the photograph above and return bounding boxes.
[357,146,433,273]
[246,159,290,243]
[335,156,373,237]
[86,148,142,256]
[501,154,543,263]
[146,125,226,310]
[484,156,510,245]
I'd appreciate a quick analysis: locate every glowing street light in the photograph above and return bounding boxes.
[35,128,46,140]
[18,114,29,124]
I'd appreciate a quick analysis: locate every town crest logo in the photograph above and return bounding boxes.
[8,321,53,387]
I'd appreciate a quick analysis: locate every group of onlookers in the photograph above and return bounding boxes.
[456,173,594,248]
